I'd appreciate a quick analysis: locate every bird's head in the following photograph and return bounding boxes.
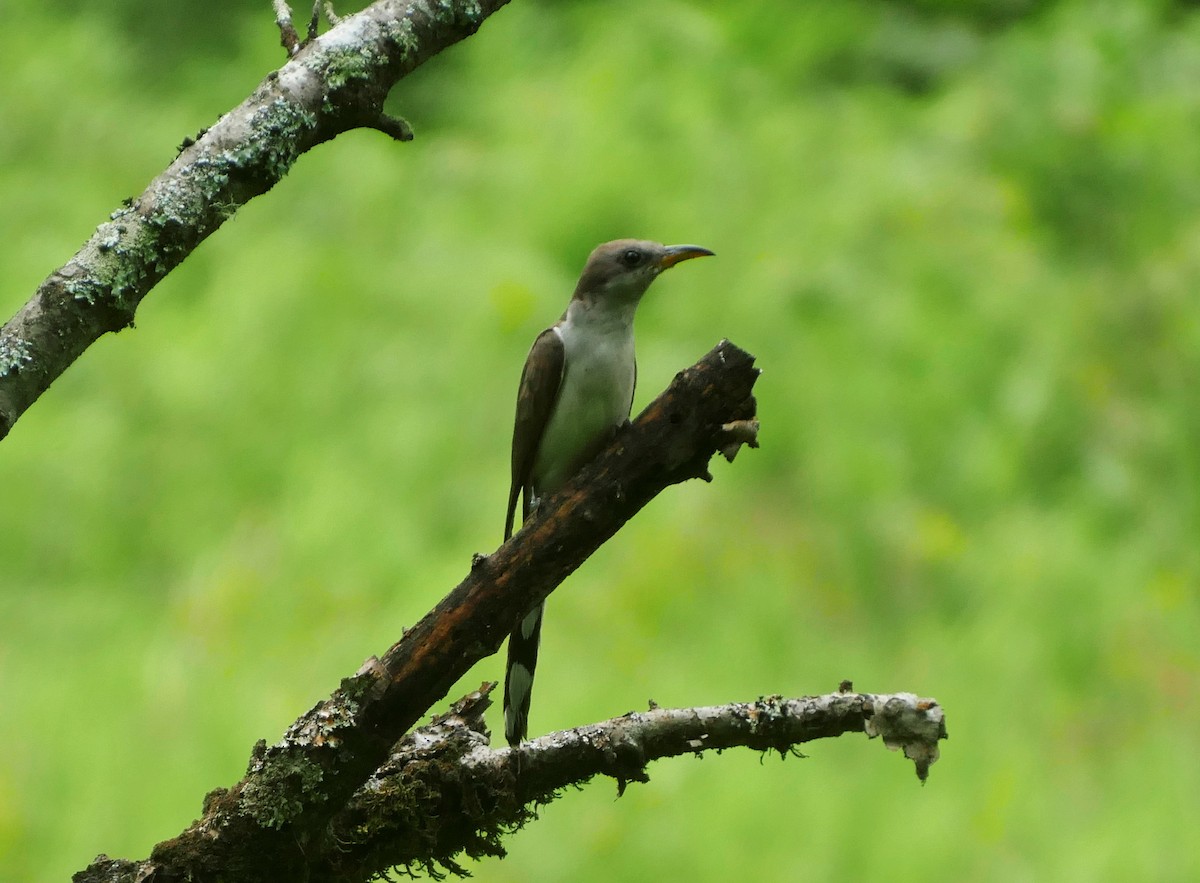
[573,239,714,307]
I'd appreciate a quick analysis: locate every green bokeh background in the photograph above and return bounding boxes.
[3,1,1199,879]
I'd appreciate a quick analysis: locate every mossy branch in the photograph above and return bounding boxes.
[0,0,511,441]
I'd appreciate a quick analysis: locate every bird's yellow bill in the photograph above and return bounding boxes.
[659,244,715,269]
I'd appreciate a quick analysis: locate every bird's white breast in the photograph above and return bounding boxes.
[531,316,635,493]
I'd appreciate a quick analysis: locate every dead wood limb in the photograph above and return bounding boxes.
[72,339,760,883]
[0,0,511,442]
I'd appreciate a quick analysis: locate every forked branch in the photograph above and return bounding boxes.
[73,339,763,883]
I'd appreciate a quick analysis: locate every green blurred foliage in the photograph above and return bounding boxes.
[2,0,1199,880]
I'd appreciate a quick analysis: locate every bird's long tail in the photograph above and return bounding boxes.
[504,602,544,747]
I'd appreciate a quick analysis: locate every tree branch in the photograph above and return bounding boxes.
[84,681,945,882]
[0,0,511,441]
[314,683,945,880]
[72,339,761,882]
[77,674,947,883]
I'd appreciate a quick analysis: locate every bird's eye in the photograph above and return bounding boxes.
[621,249,642,267]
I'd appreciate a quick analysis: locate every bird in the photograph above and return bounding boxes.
[502,238,714,747]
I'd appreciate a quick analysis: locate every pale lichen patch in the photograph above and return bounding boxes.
[0,332,33,377]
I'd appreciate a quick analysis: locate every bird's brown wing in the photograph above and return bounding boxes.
[505,327,566,540]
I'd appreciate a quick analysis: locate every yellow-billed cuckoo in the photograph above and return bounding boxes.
[503,238,714,746]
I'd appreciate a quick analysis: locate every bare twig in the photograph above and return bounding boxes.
[307,0,322,42]
[273,0,300,55]
[366,112,416,141]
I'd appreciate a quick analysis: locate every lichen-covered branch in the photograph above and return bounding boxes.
[319,683,947,880]
[72,340,760,883]
[0,0,510,441]
[77,679,946,883]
